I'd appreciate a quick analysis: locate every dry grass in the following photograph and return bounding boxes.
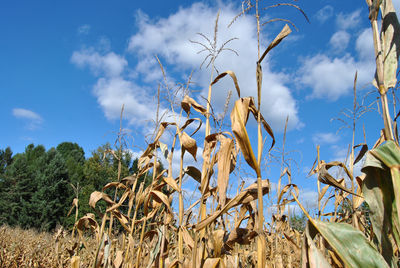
[0,225,95,267]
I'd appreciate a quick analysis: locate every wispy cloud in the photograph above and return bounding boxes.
[312,132,340,145]
[315,5,334,24]
[336,9,362,30]
[77,24,91,35]
[329,30,351,53]
[12,108,43,130]
[297,27,374,101]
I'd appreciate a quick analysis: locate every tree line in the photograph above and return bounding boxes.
[0,142,152,231]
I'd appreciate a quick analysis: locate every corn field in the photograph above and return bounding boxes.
[3,0,400,267]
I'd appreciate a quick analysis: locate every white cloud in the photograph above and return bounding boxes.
[77,24,91,35]
[127,2,301,131]
[93,77,156,123]
[329,31,351,52]
[312,132,340,145]
[315,5,334,24]
[12,108,43,130]
[355,28,374,62]
[71,49,127,77]
[298,53,357,100]
[70,48,163,126]
[298,27,375,100]
[336,9,362,30]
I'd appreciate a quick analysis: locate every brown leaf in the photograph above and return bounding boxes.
[102,182,127,191]
[217,135,234,207]
[258,24,292,64]
[181,95,207,116]
[89,191,115,208]
[114,250,123,268]
[184,166,202,183]
[354,143,368,165]
[181,226,194,250]
[163,176,180,192]
[151,190,172,213]
[180,131,197,161]
[210,70,241,98]
[230,98,258,172]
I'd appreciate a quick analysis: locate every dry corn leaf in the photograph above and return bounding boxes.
[184,166,202,183]
[226,228,257,247]
[353,174,365,209]
[181,226,194,250]
[217,135,234,207]
[258,24,292,64]
[195,179,269,230]
[319,185,330,202]
[181,95,207,116]
[210,70,241,98]
[114,250,123,268]
[318,162,361,197]
[89,191,115,208]
[277,184,299,205]
[231,98,258,172]
[151,190,172,213]
[179,131,197,161]
[102,182,127,191]
[163,176,180,192]
[211,229,225,257]
[354,143,368,165]
[106,191,130,212]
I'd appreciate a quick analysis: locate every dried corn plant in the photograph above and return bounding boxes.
[67,6,306,267]
[291,0,400,267]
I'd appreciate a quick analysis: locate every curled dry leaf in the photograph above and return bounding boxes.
[181,95,207,116]
[354,143,368,165]
[372,0,400,90]
[210,70,241,98]
[277,184,299,205]
[318,162,361,197]
[151,190,173,214]
[184,166,202,183]
[89,191,115,208]
[179,131,197,161]
[102,182,127,191]
[203,258,220,268]
[231,98,258,172]
[259,24,292,64]
[163,176,180,192]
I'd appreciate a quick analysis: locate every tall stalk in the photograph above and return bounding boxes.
[366,0,395,140]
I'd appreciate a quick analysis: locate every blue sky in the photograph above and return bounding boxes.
[2,0,399,213]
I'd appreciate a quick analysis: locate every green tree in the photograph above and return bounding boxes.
[0,147,13,174]
[0,144,47,228]
[30,148,70,231]
[289,212,307,232]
